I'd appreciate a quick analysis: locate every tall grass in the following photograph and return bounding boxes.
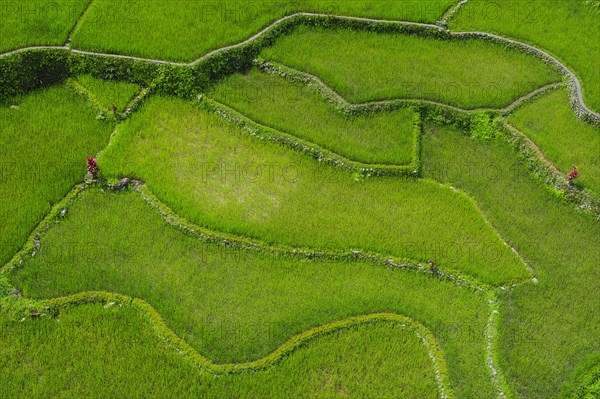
[0,304,440,398]
[260,26,562,107]
[422,123,600,398]
[451,0,600,112]
[507,87,600,196]
[0,0,89,52]
[69,0,457,61]
[99,95,528,286]
[207,68,416,165]
[9,187,493,397]
[0,84,114,266]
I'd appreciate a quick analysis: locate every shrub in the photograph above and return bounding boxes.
[470,111,496,140]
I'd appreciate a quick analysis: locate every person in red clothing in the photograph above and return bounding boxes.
[567,165,579,186]
[86,157,99,180]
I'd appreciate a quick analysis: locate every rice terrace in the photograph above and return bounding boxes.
[0,0,599,398]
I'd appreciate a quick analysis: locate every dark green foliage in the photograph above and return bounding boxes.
[69,53,161,86]
[0,50,70,101]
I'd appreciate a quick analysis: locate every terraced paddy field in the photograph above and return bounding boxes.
[1,1,599,398]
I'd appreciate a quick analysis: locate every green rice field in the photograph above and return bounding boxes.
[1,1,598,398]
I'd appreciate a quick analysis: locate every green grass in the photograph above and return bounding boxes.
[0,84,114,266]
[422,123,600,398]
[451,0,600,113]
[260,26,563,108]
[69,0,457,62]
[7,186,495,397]
[98,95,527,286]
[507,87,600,196]
[75,75,140,112]
[0,0,89,53]
[207,68,416,165]
[0,303,441,398]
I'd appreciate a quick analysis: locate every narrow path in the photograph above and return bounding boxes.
[501,83,565,115]
[189,13,440,67]
[68,48,185,65]
[0,45,69,57]
[449,31,599,124]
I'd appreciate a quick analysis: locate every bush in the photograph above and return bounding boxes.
[0,50,70,101]
[470,111,496,140]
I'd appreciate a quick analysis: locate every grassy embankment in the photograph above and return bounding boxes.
[74,74,141,112]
